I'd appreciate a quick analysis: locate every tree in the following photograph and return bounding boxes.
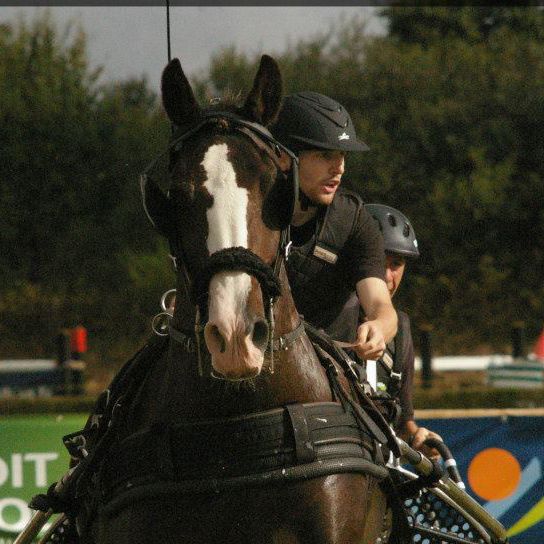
[364,7,544,350]
[0,15,172,359]
[195,8,544,352]
[4,8,544,358]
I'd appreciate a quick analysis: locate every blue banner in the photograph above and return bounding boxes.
[420,415,544,543]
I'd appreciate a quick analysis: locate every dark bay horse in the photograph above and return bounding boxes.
[83,56,389,544]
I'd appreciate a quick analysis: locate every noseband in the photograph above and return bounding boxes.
[141,111,303,379]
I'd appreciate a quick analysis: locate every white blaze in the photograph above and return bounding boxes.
[202,144,250,316]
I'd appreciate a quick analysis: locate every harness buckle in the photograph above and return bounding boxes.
[152,312,171,336]
[278,337,288,351]
[390,371,402,382]
[284,240,292,261]
[160,289,177,314]
[344,356,360,382]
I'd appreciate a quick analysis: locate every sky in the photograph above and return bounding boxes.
[2,6,384,90]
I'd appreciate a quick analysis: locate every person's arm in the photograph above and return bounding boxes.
[354,277,397,360]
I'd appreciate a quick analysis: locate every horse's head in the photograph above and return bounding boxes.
[142,56,297,381]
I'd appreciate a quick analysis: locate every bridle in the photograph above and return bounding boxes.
[140,110,305,380]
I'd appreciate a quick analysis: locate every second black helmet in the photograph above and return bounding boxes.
[271,92,369,153]
[365,204,420,259]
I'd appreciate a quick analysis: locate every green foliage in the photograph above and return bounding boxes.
[195,7,544,353]
[2,8,544,363]
[0,14,171,360]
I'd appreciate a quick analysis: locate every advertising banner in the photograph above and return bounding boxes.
[420,415,544,544]
[1,413,542,542]
[0,414,86,543]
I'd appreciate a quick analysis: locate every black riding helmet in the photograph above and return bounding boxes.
[271,91,369,153]
[365,204,420,259]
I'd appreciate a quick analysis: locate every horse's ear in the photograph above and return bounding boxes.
[140,175,175,238]
[242,55,282,127]
[161,58,200,126]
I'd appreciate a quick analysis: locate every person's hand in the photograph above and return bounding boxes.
[353,320,386,360]
[410,427,443,460]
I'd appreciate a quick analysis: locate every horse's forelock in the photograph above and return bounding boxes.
[207,90,243,111]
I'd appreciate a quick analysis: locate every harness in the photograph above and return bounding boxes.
[41,328,393,535]
[99,401,387,518]
[27,329,510,544]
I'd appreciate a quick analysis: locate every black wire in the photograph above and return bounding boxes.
[166,0,171,63]
[166,0,175,135]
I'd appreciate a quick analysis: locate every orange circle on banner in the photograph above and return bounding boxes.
[467,448,521,501]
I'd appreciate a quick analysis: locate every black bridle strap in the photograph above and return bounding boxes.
[191,246,282,311]
[271,320,305,352]
[168,319,305,355]
[169,111,296,161]
[237,126,285,172]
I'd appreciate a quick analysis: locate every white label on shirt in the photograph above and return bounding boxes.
[366,360,377,391]
[313,245,338,264]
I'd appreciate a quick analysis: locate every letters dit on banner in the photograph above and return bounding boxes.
[0,414,542,542]
[0,414,86,542]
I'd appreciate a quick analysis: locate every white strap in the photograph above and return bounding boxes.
[366,360,377,391]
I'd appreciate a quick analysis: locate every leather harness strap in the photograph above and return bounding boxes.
[98,401,388,505]
[271,319,305,351]
[286,403,316,463]
[169,319,305,353]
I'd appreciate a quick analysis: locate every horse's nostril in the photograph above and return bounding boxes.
[209,325,226,353]
[252,319,269,350]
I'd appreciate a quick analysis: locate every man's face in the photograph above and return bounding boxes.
[385,254,406,298]
[298,149,345,206]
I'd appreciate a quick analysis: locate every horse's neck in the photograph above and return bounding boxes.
[271,263,300,338]
[153,263,332,421]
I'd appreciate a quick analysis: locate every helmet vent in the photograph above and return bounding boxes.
[387,214,397,227]
[403,223,411,237]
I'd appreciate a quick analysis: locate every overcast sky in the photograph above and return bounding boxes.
[2,7,384,90]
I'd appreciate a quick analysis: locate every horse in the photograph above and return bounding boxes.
[79,55,390,544]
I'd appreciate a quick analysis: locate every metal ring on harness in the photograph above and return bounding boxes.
[151,312,172,337]
[160,289,177,313]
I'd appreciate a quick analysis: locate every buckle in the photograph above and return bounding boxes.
[344,357,360,381]
[284,240,292,261]
[390,371,402,382]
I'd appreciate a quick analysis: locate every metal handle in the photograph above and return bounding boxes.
[13,461,83,543]
[13,509,54,544]
[396,437,509,544]
[423,436,465,488]
[36,514,68,544]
